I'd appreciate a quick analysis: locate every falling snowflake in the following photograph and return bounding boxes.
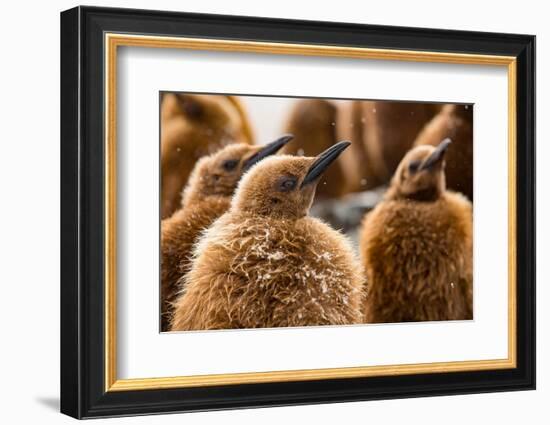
[267,251,284,261]
[318,252,333,261]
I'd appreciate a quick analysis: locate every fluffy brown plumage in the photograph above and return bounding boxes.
[160,93,254,219]
[161,137,292,331]
[359,140,473,323]
[414,104,473,200]
[171,143,364,331]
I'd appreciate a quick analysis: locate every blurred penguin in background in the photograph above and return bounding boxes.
[161,93,254,218]
[414,104,473,200]
[282,98,348,198]
[337,101,442,192]
[359,139,473,323]
[283,99,441,197]
[171,142,364,331]
[161,136,292,331]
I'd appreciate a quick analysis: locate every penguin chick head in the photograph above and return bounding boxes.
[162,93,244,136]
[183,135,293,202]
[387,138,452,201]
[161,94,252,164]
[232,141,351,219]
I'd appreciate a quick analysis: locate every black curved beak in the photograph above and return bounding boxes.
[300,141,351,188]
[420,138,452,171]
[242,134,293,171]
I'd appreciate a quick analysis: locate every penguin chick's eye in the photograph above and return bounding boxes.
[277,176,297,192]
[222,159,239,171]
[177,97,203,119]
[408,159,422,174]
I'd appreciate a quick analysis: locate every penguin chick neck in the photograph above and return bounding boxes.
[385,139,451,202]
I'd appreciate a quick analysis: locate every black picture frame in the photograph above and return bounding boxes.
[61,5,536,419]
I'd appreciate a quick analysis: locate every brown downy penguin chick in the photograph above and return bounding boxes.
[414,104,473,200]
[161,135,293,331]
[171,142,364,331]
[161,93,254,219]
[359,139,473,323]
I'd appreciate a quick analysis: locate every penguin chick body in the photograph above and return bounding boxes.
[161,137,292,331]
[171,143,364,331]
[359,140,473,323]
[161,93,254,219]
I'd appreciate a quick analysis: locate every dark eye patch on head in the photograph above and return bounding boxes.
[222,159,239,171]
[177,96,203,119]
[408,159,422,174]
[277,175,298,192]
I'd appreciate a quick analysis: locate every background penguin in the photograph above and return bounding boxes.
[282,99,441,196]
[161,93,254,219]
[170,142,365,331]
[414,104,473,200]
[161,136,292,331]
[359,139,473,323]
[282,98,348,198]
[337,101,442,192]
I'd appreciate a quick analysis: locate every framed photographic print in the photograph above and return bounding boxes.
[60,6,536,419]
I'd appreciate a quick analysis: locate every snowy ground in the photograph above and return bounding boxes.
[310,186,387,251]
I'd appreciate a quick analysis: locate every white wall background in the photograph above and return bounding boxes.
[0,0,545,423]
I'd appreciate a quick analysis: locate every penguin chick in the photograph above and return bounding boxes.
[161,93,254,219]
[171,142,364,331]
[359,139,473,323]
[414,104,473,200]
[161,136,292,331]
